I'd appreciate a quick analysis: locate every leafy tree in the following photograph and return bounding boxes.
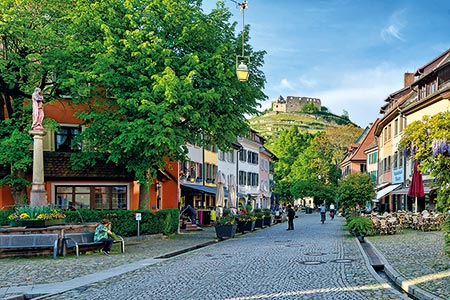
[267,126,315,181]
[300,102,319,114]
[0,0,72,204]
[336,173,375,213]
[398,112,450,212]
[324,124,364,164]
[1,0,267,208]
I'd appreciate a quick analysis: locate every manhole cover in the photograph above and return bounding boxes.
[304,252,327,256]
[299,261,326,265]
[331,259,355,263]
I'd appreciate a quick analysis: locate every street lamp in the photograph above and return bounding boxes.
[236,0,249,82]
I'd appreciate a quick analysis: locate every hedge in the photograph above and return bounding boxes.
[0,208,179,237]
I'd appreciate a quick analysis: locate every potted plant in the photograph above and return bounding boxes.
[263,209,274,226]
[8,206,65,227]
[236,213,256,233]
[254,209,265,228]
[346,216,373,242]
[215,210,237,240]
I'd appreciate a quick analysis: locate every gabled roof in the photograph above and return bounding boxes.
[414,49,450,78]
[339,118,379,167]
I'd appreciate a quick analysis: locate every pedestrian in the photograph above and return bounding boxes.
[286,204,295,230]
[94,218,114,255]
[319,204,326,224]
[329,203,335,220]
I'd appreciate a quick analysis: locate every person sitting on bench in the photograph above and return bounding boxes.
[94,218,114,255]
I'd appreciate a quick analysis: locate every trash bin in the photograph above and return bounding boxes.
[305,207,312,214]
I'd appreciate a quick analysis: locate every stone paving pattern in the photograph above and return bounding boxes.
[0,213,448,300]
[368,229,450,298]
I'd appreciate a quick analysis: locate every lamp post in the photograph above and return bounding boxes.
[236,0,249,82]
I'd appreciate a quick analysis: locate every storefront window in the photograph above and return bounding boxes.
[55,185,128,210]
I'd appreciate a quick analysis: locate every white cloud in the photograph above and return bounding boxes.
[278,78,295,90]
[381,9,407,42]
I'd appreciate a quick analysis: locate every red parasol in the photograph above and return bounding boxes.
[407,160,425,198]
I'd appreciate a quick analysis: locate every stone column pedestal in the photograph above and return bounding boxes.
[29,130,47,206]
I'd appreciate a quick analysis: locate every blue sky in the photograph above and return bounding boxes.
[202,0,450,127]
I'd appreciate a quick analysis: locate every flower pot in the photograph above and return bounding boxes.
[215,224,237,240]
[255,218,265,228]
[9,220,22,227]
[10,219,65,228]
[237,220,256,233]
[263,216,274,227]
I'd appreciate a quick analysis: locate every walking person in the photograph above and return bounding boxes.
[286,204,295,230]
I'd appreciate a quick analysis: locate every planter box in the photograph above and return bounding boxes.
[237,220,256,233]
[255,218,265,228]
[215,224,237,240]
[263,216,274,227]
[9,219,65,228]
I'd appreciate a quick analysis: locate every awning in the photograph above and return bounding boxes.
[181,183,226,196]
[374,184,401,201]
[392,186,431,195]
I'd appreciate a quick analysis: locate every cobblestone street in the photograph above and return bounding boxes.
[32,214,405,299]
[1,213,448,300]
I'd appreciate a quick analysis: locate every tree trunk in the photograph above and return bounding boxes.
[139,183,150,210]
[12,170,28,206]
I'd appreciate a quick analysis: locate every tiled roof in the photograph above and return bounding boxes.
[44,152,133,180]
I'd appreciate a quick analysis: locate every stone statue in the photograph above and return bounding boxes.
[31,87,44,130]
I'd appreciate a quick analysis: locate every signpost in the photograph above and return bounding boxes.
[135,213,141,239]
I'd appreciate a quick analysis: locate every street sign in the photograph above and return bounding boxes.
[135,213,142,221]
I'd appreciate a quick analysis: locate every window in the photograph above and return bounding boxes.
[239,149,247,162]
[55,185,128,209]
[55,126,81,152]
[246,151,258,164]
[394,119,398,136]
[238,171,247,185]
[218,150,225,161]
[226,151,235,163]
[360,163,366,172]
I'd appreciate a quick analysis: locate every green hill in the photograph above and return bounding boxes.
[249,110,358,138]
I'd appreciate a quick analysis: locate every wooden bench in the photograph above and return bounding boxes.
[63,232,125,256]
[0,233,59,259]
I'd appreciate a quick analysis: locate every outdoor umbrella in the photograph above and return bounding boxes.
[407,160,425,212]
[215,171,226,219]
[227,176,237,215]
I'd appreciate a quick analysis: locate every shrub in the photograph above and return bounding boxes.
[442,216,450,257]
[346,216,373,236]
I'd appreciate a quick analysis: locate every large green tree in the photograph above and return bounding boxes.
[336,173,375,213]
[1,0,267,207]
[0,0,70,204]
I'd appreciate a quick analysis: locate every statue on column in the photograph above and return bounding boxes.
[32,87,44,131]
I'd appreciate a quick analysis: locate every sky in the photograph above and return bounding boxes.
[202,0,450,127]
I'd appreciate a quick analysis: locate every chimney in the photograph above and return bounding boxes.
[404,72,414,87]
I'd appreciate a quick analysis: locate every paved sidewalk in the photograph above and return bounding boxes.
[0,215,448,300]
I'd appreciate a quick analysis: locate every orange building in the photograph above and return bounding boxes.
[0,99,179,211]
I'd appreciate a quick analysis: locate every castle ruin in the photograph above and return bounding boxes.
[272,95,321,113]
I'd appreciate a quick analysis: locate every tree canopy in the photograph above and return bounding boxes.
[336,173,375,212]
[399,111,450,212]
[267,124,361,205]
[0,0,267,204]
